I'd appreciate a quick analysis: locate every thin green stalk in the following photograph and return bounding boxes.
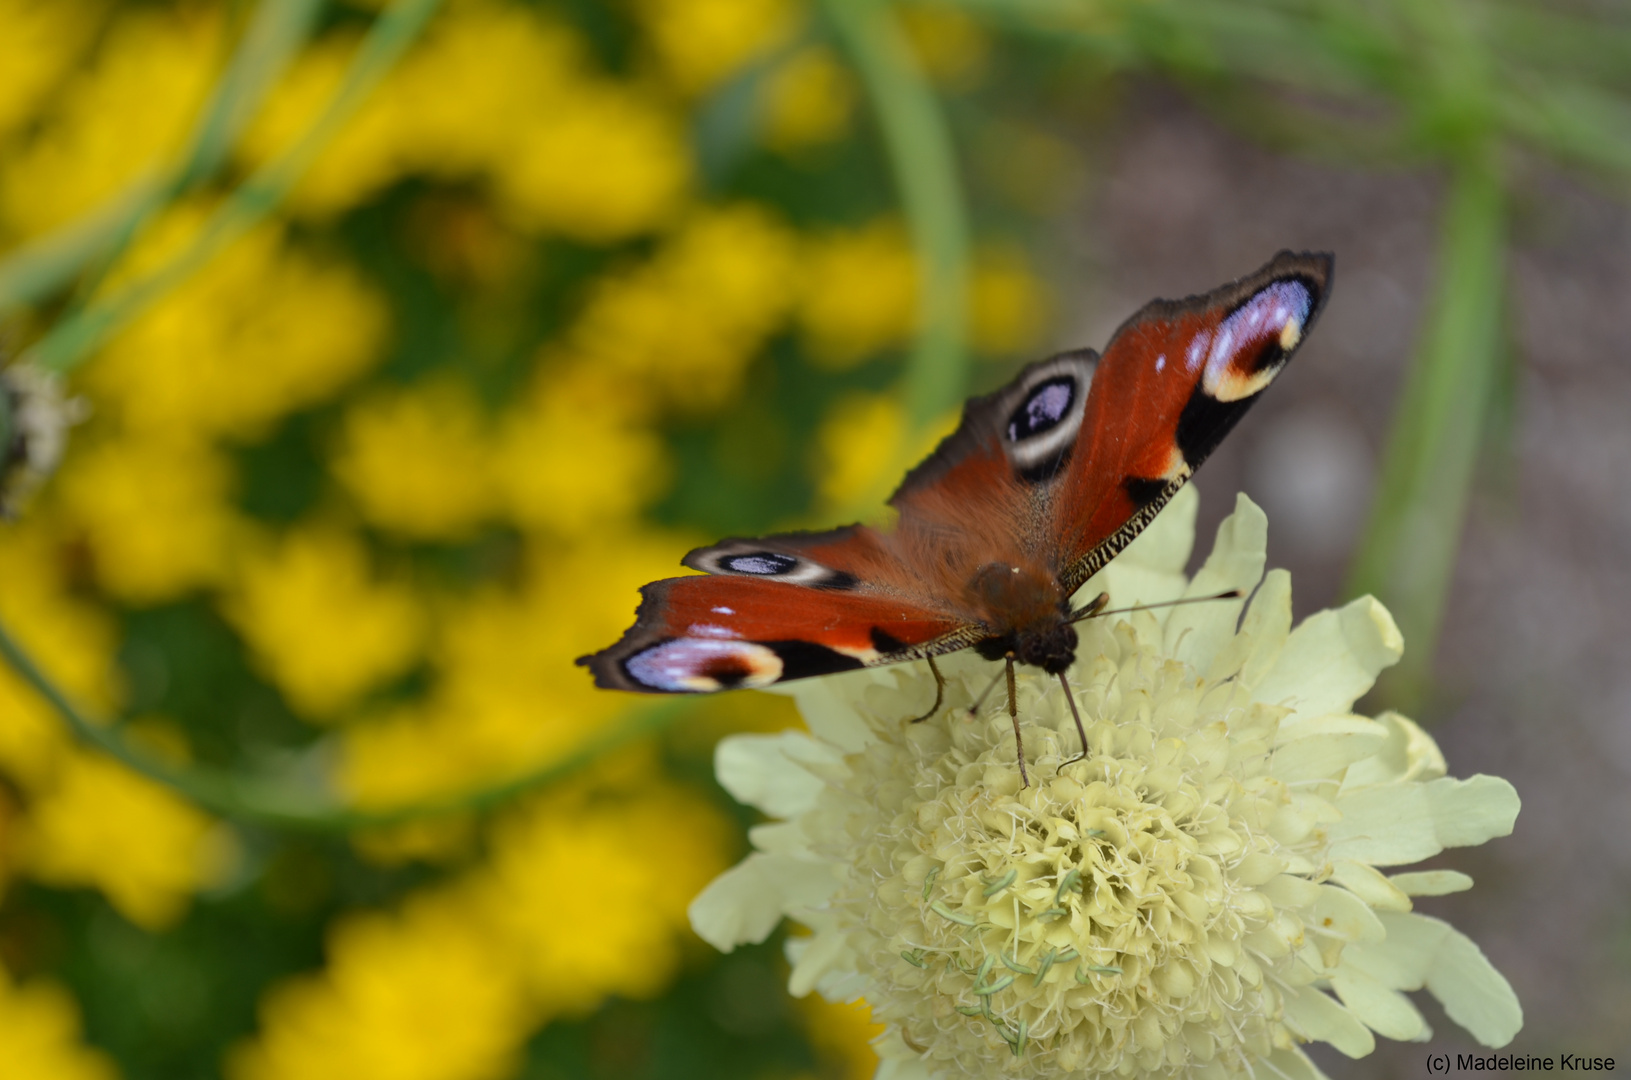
[1345,150,1506,712]
[0,610,694,831]
[823,0,971,435]
[20,0,445,375]
[0,0,326,315]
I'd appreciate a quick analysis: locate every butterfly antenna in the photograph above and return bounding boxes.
[906,655,946,724]
[1068,589,1242,624]
[1057,671,1089,771]
[1005,653,1029,789]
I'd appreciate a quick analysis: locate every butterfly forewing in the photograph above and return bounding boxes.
[1054,251,1332,592]
[579,575,974,693]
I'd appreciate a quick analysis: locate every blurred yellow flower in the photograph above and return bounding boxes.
[811,392,908,511]
[55,434,242,603]
[764,46,857,152]
[20,749,227,930]
[223,522,427,720]
[0,962,117,1080]
[84,212,390,442]
[0,6,221,239]
[970,241,1051,357]
[0,0,102,142]
[238,32,405,218]
[474,782,732,1016]
[493,80,691,243]
[632,0,799,96]
[900,5,990,89]
[800,996,885,1080]
[331,378,498,541]
[811,391,959,512]
[571,203,799,410]
[228,889,532,1080]
[340,533,694,815]
[0,518,118,789]
[797,219,917,368]
[495,363,669,536]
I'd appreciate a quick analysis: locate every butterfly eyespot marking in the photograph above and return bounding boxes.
[624,638,784,692]
[1204,278,1315,402]
[999,353,1095,483]
[686,542,859,589]
[722,551,796,576]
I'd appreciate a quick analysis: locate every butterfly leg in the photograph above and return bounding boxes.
[1067,592,1110,624]
[906,655,946,724]
[968,668,1004,715]
[1005,653,1029,788]
[1057,671,1090,770]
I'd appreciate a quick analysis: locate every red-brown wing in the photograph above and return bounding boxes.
[577,575,975,693]
[578,525,980,693]
[1053,251,1333,592]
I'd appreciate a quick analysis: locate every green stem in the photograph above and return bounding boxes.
[823,0,971,434]
[0,0,326,315]
[0,611,693,831]
[1345,148,1506,712]
[20,0,445,375]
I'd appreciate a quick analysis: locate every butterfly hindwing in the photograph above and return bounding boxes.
[1053,250,1332,592]
[578,573,974,693]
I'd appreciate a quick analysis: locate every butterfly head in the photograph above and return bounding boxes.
[966,561,1079,675]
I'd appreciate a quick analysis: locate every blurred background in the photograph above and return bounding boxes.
[0,0,1627,1077]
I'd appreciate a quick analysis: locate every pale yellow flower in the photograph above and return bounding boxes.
[691,488,1523,1078]
[222,522,427,720]
[330,378,498,541]
[0,960,117,1080]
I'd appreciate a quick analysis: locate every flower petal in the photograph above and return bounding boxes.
[770,669,889,751]
[1331,965,1431,1041]
[788,925,852,997]
[1263,1047,1334,1080]
[715,732,835,817]
[688,853,837,951]
[1388,870,1473,896]
[1340,712,1448,790]
[1269,716,1389,784]
[1328,860,1412,912]
[1252,596,1403,724]
[1328,776,1520,866]
[1282,984,1376,1058]
[1167,492,1267,672]
[874,1026,937,1080]
[1358,912,1524,1048]
[1077,484,1197,609]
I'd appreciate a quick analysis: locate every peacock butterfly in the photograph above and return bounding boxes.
[579,251,1333,782]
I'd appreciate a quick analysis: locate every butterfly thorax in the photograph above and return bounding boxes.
[965,561,1079,675]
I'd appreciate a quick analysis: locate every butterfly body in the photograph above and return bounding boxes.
[580,252,1333,702]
